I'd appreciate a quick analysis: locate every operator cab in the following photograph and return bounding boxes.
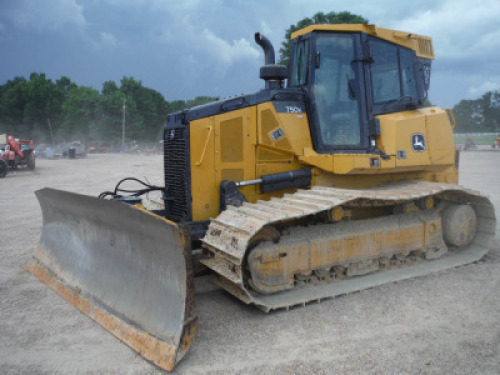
[288,25,433,153]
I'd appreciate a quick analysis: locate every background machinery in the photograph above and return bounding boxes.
[0,134,36,177]
[27,24,496,371]
[493,135,500,148]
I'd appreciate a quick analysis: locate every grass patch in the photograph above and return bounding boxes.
[454,134,498,145]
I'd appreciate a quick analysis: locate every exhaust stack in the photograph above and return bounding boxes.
[255,32,287,90]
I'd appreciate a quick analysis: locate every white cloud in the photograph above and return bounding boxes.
[154,12,260,68]
[391,0,500,59]
[469,81,500,97]
[151,0,203,13]
[100,32,117,46]
[2,0,87,33]
[260,20,273,36]
[198,28,260,65]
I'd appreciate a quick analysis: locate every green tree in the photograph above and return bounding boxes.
[119,77,148,141]
[0,72,223,144]
[56,76,77,99]
[98,77,169,143]
[453,99,482,132]
[23,73,65,141]
[59,86,101,141]
[99,85,126,141]
[102,80,119,96]
[481,91,500,131]
[278,11,369,65]
[185,96,218,109]
[166,100,186,113]
[452,90,500,133]
[0,77,28,135]
[128,84,168,141]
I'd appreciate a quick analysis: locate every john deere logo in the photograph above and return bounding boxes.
[411,133,426,152]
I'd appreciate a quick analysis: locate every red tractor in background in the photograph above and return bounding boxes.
[0,134,36,178]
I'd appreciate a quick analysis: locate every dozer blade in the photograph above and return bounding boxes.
[26,188,197,372]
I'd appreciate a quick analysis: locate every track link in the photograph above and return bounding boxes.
[201,181,496,312]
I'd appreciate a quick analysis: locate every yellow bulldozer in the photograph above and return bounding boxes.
[27,24,496,371]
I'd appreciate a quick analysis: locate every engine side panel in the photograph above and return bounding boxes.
[189,102,458,222]
[190,102,313,221]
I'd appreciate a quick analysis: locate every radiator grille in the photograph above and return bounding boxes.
[164,127,191,222]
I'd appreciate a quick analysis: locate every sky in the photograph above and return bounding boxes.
[0,0,499,108]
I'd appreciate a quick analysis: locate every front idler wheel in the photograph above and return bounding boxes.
[442,204,477,248]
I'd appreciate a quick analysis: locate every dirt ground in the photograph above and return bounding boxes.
[1,151,499,374]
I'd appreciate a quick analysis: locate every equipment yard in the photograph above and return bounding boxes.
[1,151,500,374]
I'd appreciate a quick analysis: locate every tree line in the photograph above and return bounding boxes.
[452,91,500,133]
[2,72,498,145]
[0,73,217,144]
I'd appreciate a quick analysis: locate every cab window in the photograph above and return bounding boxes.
[370,39,418,104]
[312,34,362,147]
[290,39,309,86]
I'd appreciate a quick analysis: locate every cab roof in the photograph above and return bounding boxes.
[291,24,434,60]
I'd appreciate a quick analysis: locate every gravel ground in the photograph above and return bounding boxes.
[1,151,499,374]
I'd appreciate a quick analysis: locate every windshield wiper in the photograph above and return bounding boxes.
[381,95,418,113]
